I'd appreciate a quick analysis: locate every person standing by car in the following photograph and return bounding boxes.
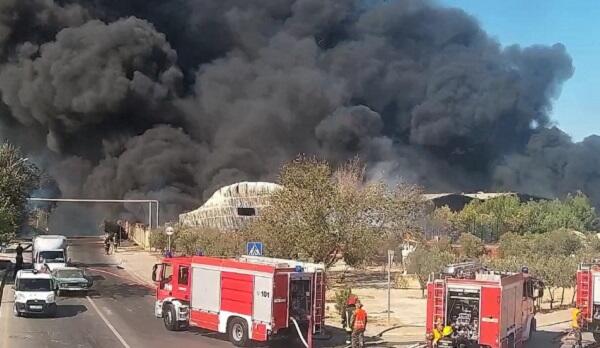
[14,243,24,279]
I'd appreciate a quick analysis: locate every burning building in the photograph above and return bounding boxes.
[179,182,282,230]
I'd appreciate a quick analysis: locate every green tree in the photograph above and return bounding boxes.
[454,195,523,240]
[0,142,40,242]
[532,228,583,257]
[406,244,455,297]
[498,232,535,258]
[428,206,459,240]
[243,156,428,267]
[458,233,485,259]
[0,203,17,243]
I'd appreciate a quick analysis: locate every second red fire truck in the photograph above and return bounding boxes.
[152,254,325,347]
[575,259,600,342]
[426,262,544,348]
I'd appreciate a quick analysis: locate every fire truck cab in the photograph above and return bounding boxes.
[426,262,544,348]
[576,260,600,342]
[152,255,325,347]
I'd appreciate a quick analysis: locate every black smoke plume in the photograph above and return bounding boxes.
[0,0,592,234]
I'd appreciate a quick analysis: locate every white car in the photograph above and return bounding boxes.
[13,269,57,317]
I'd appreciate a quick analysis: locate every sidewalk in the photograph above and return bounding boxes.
[114,242,160,286]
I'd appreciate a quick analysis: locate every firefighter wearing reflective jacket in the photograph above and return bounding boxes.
[351,302,367,348]
[342,293,359,344]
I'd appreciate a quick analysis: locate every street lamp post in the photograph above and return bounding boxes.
[165,226,175,252]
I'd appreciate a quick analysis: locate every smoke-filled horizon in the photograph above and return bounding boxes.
[0,0,597,233]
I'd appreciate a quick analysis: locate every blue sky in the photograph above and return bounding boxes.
[440,0,600,141]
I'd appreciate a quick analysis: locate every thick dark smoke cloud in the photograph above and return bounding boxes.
[0,0,593,234]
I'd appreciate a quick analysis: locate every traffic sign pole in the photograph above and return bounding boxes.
[387,250,394,325]
[165,226,175,253]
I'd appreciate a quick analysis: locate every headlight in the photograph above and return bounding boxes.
[15,293,25,303]
[46,293,55,303]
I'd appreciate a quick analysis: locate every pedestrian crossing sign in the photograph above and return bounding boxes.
[246,242,263,256]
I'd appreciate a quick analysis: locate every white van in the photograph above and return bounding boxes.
[13,269,57,317]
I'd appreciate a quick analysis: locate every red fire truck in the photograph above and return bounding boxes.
[151,254,325,347]
[575,260,600,342]
[425,262,544,348]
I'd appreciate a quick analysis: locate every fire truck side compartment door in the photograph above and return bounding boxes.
[191,267,221,312]
[594,275,600,304]
[253,276,273,323]
[479,286,501,347]
[273,273,289,329]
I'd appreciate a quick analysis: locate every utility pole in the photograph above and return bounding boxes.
[387,249,394,325]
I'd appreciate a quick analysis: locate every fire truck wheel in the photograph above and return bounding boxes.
[228,317,249,347]
[163,304,179,331]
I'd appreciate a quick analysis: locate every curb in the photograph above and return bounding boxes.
[0,267,10,308]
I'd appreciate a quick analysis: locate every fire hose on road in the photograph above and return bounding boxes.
[290,317,310,348]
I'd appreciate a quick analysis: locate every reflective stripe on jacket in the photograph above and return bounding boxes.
[352,308,367,330]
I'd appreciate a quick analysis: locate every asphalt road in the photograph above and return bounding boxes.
[0,237,234,348]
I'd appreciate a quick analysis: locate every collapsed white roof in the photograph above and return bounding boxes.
[179,182,282,230]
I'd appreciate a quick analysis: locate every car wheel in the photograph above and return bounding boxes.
[594,332,600,343]
[228,317,249,347]
[13,305,20,317]
[163,304,178,331]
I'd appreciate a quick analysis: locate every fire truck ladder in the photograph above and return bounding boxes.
[312,269,325,334]
[579,271,591,323]
[433,280,446,324]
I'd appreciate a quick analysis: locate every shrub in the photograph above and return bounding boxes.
[149,228,171,251]
[334,287,352,315]
[175,227,244,256]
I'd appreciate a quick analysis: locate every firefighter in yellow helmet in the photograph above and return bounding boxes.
[431,319,453,347]
[431,319,443,346]
[571,308,581,329]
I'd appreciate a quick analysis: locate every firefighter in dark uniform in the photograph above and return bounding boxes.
[342,293,359,344]
[14,243,24,279]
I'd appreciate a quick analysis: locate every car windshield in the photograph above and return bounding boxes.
[16,278,52,292]
[55,270,83,278]
[39,251,64,263]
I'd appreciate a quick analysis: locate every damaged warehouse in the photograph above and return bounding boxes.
[179,182,282,230]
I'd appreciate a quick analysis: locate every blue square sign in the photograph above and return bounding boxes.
[246,242,263,256]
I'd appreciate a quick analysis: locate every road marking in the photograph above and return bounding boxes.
[86,296,131,348]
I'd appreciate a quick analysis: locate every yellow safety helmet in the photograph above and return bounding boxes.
[442,325,453,336]
[572,308,582,329]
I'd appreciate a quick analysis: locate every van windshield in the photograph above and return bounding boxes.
[16,278,52,292]
[39,251,65,263]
